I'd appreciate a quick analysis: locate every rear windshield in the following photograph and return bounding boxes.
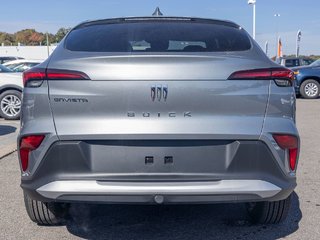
[0,64,13,72]
[65,21,251,52]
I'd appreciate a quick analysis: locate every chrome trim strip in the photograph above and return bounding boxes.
[156,85,162,101]
[163,84,168,101]
[37,180,281,200]
[151,85,156,101]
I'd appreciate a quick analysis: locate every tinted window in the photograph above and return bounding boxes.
[1,57,17,63]
[0,64,13,72]
[66,21,251,52]
[12,63,40,72]
[310,59,320,67]
[5,63,21,69]
[302,59,314,66]
[285,59,300,67]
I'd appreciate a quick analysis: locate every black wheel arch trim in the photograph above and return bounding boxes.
[300,76,320,84]
[0,84,23,94]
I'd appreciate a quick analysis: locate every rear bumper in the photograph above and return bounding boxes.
[21,140,296,203]
[35,180,287,204]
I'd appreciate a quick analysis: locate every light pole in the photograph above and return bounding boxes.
[274,13,280,57]
[265,41,269,56]
[248,0,256,40]
[46,32,50,57]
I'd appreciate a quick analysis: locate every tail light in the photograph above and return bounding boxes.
[19,135,45,172]
[273,134,299,171]
[23,68,90,87]
[46,69,90,80]
[23,68,46,87]
[228,68,294,86]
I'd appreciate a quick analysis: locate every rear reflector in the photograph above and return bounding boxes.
[228,68,294,81]
[273,134,299,171]
[19,135,45,171]
[289,148,298,171]
[23,68,90,87]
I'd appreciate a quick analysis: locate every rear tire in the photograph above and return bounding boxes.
[300,79,320,99]
[24,192,69,225]
[0,90,21,120]
[247,194,291,224]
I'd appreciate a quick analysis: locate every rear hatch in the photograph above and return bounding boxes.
[48,54,270,140]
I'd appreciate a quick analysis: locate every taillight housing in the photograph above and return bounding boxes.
[23,68,46,87]
[19,135,45,172]
[23,68,90,87]
[273,134,299,171]
[228,68,294,87]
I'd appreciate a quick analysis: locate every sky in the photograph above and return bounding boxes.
[0,0,319,56]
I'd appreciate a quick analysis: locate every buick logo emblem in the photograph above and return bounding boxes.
[151,84,168,101]
[126,84,191,118]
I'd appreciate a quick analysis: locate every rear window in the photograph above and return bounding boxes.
[65,21,251,52]
[0,64,13,72]
[285,59,300,67]
[302,59,313,66]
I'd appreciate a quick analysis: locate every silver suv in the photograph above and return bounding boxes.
[19,17,299,225]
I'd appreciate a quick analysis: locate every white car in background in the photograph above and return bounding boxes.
[0,64,23,120]
[0,56,24,64]
[3,59,43,72]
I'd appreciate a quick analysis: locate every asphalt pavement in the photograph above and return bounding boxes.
[0,99,319,240]
[0,118,19,157]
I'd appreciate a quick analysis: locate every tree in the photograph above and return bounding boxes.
[55,28,71,43]
[0,32,14,45]
[15,29,36,45]
[29,32,45,45]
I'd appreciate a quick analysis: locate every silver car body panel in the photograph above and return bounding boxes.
[19,17,299,204]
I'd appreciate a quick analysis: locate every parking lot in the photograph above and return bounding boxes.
[0,99,319,240]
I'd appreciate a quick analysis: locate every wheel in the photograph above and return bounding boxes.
[0,90,22,120]
[300,79,320,99]
[246,194,291,224]
[24,192,69,225]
